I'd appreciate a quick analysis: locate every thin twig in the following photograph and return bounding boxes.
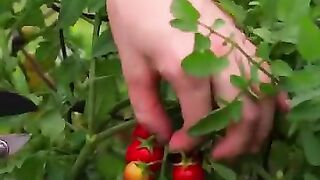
[198,22,279,84]
[59,29,67,59]
[21,49,57,91]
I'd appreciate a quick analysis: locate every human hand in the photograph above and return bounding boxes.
[106,0,289,160]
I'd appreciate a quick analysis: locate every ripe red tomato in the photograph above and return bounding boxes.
[125,139,164,171]
[132,124,151,139]
[172,163,205,180]
[123,161,154,180]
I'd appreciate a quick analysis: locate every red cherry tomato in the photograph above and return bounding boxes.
[132,124,151,139]
[125,139,164,171]
[172,163,205,180]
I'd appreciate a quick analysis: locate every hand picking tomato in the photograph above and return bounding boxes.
[123,161,154,180]
[132,124,151,139]
[125,138,164,171]
[172,162,205,180]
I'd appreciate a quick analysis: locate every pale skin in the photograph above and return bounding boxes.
[106,0,289,161]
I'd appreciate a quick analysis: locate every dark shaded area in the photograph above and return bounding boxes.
[0,91,37,117]
[10,31,26,57]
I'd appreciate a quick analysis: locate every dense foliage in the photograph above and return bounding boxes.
[0,0,320,179]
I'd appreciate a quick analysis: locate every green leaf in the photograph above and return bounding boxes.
[170,19,198,32]
[194,33,210,52]
[297,17,320,62]
[269,141,290,170]
[290,87,320,107]
[182,49,229,77]
[39,109,65,140]
[14,153,45,180]
[11,66,29,94]
[287,99,320,122]
[304,172,318,180]
[87,0,106,12]
[188,100,242,136]
[96,152,125,179]
[217,0,247,24]
[211,162,237,180]
[256,42,270,60]
[92,30,117,58]
[230,75,248,90]
[272,24,300,44]
[35,40,59,67]
[84,59,120,128]
[282,68,320,92]
[270,60,293,77]
[250,65,259,84]
[260,83,277,96]
[252,27,274,43]
[53,54,87,85]
[58,0,88,28]
[170,0,200,22]
[211,18,225,30]
[277,0,311,23]
[46,157,71,180]
[20,8,45,27]
[300,126,320,166]
[19,0,46,27]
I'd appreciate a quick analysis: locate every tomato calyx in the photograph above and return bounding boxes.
[125,136,164,171]
[137,136,157,153]
[172,152,196,167]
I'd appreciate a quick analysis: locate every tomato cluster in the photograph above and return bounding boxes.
[123,124,206,180]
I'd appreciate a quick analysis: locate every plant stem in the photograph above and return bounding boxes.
[59,29,67,60]
[70,120,136,180]
[198,22,279,84]
[95,120,136,142]
[159,146,169,180]
[21,49,57,91]
[87,15,101,134]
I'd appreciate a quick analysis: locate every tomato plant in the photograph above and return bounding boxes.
[0,0,320,179]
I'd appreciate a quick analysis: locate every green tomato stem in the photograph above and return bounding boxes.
[70,120,136,180]
[87,15,101,134]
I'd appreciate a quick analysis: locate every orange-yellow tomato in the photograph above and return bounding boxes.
[123,161,151,180]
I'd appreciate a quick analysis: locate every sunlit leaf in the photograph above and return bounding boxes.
[297,17,320,62]
[271,60,293,77]
[194,33,210,52]
[277,0,311,23]
[170,19,198,32]
[182,50,229,77]
[170,0,200,22]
